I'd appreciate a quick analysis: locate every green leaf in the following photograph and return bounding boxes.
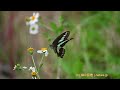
[50,22,58,32]
[72,60,83,74]
[61,61,72,75]
[59,16,64,24]
[57,26,64,33]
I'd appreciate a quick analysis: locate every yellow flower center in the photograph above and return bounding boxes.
[31,72,37,76]
[41,48,47,51]
[27,47,34,52]
[27,47,34,55]
[31,16,35,20]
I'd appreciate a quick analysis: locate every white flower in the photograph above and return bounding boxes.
[37,48,49,56]
[31,72,37,79]
[27,12,40,26]
[29,66,37,79]
[29,24,39,35]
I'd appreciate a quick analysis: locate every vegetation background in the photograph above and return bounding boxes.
[0,11,120,79]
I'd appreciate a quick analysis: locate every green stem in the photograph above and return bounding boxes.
[31,55,40,79]
[38,20,53,32]
[81,31,92,72]
[38,54,45,72]
[56,58,62,79]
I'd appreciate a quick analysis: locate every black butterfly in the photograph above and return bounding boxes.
[50,31,73,58]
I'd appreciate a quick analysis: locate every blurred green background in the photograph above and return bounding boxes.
[0,11,120,79]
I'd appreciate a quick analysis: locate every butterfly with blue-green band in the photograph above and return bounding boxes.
[50,31,73,58]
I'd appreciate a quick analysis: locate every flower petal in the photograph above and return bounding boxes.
[32,68,35,72]
[33,12,35,16]
[29,24,39,35]
[37,50,43,54]
[29,29,38,35]
[35,13,40,18]
[45,51,49,56]
[29,20,37,26]
[29,66,33,70]
[32,77,34,79]
[22,66,27,69]
[13,65,17,70]
[32,76,37,79]
[29,66,35,72]
[34,77,37,79]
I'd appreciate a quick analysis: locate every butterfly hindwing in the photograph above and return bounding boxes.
[57,48,65,58]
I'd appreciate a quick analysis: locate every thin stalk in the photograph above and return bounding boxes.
[80,27,92,72]
[38,19,53,32]
[56,58,62,79]
[38,54,45,72]
[31,55,40,79]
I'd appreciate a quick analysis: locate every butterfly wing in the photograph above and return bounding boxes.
[50,31,73,58]
[52,31,70,46]
[57,47,65,58]
[51,31,70,54]
[58,38,74,48]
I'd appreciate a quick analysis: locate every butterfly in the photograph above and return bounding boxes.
[50,31,73,58]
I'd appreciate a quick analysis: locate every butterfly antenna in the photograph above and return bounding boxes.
[69,38,74,40]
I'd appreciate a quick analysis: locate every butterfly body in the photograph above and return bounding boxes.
[50,31,73,58]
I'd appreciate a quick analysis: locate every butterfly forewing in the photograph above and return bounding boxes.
[52,31,70,46]
[58,38,73,47]
[58,31,70,43]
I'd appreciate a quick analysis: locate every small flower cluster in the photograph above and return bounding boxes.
[13,64,27,70]
[27,47,49,56]
[13,47,49,79]
[14,12,67,79]
[29,66,37,79]
[13,12,51,79]
[13,64,37,79]
[26,12,40,35]
[37,48,49,56]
